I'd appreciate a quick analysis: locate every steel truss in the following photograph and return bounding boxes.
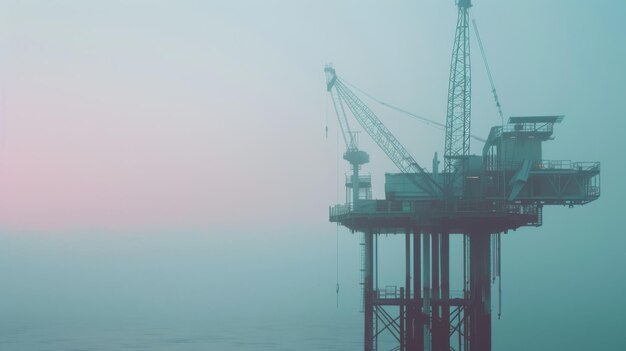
[364,229,492,351]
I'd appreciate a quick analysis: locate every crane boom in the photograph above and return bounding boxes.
[328,85,354,150]
[325,65,442,197]
[326,67,357,151]
[341,78,486,143]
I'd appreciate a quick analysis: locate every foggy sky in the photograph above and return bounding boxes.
[0,1,625,350]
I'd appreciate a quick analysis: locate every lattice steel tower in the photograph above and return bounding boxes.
[444,0,472,189]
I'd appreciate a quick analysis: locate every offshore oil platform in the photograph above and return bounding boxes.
[325,1,600,351]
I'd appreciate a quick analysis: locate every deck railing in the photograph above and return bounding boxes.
[533,160,600,171]
[499,122,554,135]
[375,286,466,300]
[330,199,539,217]
[486,159,600,172]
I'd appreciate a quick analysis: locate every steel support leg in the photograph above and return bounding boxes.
[364,231,374,351]
[405,229,412,351]
[400,287,405,351]
[413,229,424,351]
[423,233,431,350]
[431,233,440,350]
[469,233,491,351]
[440,233,450,351]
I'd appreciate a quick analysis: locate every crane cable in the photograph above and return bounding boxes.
[472,18,504,320]
[341,78,486,143]
[333,95,340,308]
[325,93,341,307]
[472,19,504,124]
[336,222,340,308]
[325,90,330,139]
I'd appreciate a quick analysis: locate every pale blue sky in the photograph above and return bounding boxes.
[0,1,625,349]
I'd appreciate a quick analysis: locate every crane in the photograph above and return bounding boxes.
[340,78,486,143]
[325,65,442,198]
[326,67,370,209]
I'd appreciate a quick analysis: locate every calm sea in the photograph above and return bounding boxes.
[0,321,365,351]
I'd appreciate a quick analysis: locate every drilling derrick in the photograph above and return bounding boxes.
[445,0,472,191]
[324,2,600,351]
